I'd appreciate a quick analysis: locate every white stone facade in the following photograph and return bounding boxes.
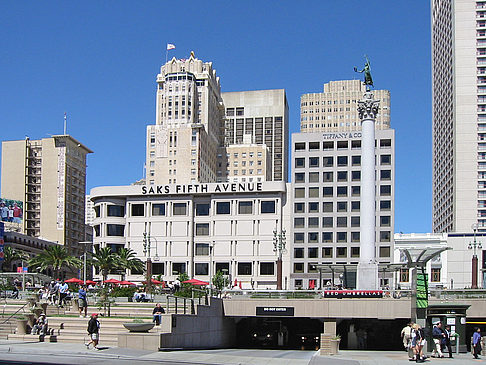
[90,182,291,288]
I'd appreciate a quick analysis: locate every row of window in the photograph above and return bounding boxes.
[293,231,391,243]
[293,215,391,228]
[294,170,391,183]
[144,261,275,276]
[294,154,391,168]
[294,185,392,198]
[294,246,391,259]
[294,139,392,151]
[294,200,391,213]
[94,200,277,219]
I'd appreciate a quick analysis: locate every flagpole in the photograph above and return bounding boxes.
[166,49,168,64]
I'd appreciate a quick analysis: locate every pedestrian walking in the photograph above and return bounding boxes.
[412,324,426,363]
[78,286,88,317]
[432,321,445,358]
[58,281,68,308]
[86,313,100,350]
[401,322,414,359]
[442,325,453,358]
[472,327,482,359]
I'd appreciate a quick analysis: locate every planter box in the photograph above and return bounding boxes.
[123,323,155,332]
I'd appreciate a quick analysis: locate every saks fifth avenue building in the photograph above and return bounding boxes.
[90,182,290,289]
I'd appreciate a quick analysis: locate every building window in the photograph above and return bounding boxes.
[322,232,333,242]
[107,224,124,237]
[295,158,305,168]
[323,172,333,182]
[195,263,209,275]
[400,269,410,282]
[238,262,252,275]
[309,172,319,182]
[323,157,333,167]
[337,156,348,166]
[337,217,347,227]
[337,201,347,212]
[323,187,333,197]
[380,185,392,196]
[337,171,348,182]
[323,202,333,212]
[351,247,360,258]
[380,231,391,242]
[260,262,274,275]
[380,216,391,227]
[294,232,304,243]
[322,247,333,258]
[308,217,319,227]
[195,243,209,255]
[308,263,318,273]
[337,186,348,197]
[94,225,100,237]
[351,201,360,212]
[351,171,361,181]
[196,203,210,216]
[195,223,209,236]
[336,247,347,258]
[379,246,391,258]
[107,205,125,217]
[294,203,305,213]
[294,263,304,273]
[308,232,319,243]
[337,232,347,243]
[380,200,391,211]
[261,201,276,213]
[216,202,231,214]
[152,263,164,275]
[381,155,391,165]
[238,201,253,214]
[294,218,305,228]
[294,248,304,258]
[215,262,229,274]
[94,205,100,218]
[309,157,320,167]
[309,187,319,197]
[152,204,165,216]
[351,186,360,196]
[295,173,305,183]
[431,268,441,282]
[351,232,360,242]
[172,263,186,275]
[308,202,319,213]
[352,156,361,166]
[323,217,333,228]
[173,203,187,216]
[308,247,318,258]
[380,170,391,180]
[295,188,305,198]
[131,204,144,217]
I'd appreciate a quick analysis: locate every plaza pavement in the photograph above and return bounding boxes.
[0,340,484,364]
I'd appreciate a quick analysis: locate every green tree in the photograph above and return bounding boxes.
[212,270,229,297]
[1,246,28,272]
[28,245,81,278]
[115,248,144,281]
[90,246,117,283]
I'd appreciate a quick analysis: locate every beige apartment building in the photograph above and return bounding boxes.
[431,0,486,233]
[226,134,271,183]
[300,80,390,133]
[1,135,92,256]
[222,89,289,182]
[146,52,226,185]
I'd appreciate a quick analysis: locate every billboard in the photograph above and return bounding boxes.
[0,198,23,224]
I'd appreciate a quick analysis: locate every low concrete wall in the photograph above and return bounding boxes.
[118,298,236,350]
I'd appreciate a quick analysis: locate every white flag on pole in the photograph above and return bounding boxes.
[167,43,176,50]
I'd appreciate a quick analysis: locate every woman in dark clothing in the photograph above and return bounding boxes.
[86,313,100,350]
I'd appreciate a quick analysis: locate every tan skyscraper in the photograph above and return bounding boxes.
[300,80,390,133]
[431,0,486,233]
[146,52,226,185]
[1,135,92,255]
[222,89,289,182]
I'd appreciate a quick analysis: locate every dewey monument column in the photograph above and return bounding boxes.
[355,57,380,290]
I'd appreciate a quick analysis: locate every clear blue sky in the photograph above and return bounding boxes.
[0,1,431,233]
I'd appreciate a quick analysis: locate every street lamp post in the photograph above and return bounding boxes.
[79,241,92,284]
[469,224,482,289]
[209,242,215,296]
[273,229,286,290]
[143,232,159,294]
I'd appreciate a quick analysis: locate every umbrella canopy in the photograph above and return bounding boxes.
[104,278,121,284]
[65,278,83,284]
[84,280,97,285]
[142,279,162,285]
[119,280,136,286]
[183,278,209,286]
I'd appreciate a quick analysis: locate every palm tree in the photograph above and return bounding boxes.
[90,246,117,282]
[28,245,82,278]
[1,246,28,272]
[115,248,144,281]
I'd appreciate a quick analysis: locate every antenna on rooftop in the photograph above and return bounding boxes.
[64,112,67,135]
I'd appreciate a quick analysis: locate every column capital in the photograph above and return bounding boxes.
[358,91,380,120]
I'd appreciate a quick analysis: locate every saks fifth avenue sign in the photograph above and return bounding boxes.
[323,132,362,140]
[142,182,263,195]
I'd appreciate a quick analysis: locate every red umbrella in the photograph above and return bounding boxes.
[104,278,121,284]
[65,278,83,284]
[142,279,162,285]
[183,278,209,286]
[119,280,136,286]
[84,280,97,285]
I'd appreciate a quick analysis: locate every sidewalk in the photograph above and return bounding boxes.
[0,340,483,365]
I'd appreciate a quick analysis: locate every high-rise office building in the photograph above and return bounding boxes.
[431,0,486,232]
[146,52,226,185]
[1,135,92,255]
[222,89,289,182]
[300,80,390,133]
